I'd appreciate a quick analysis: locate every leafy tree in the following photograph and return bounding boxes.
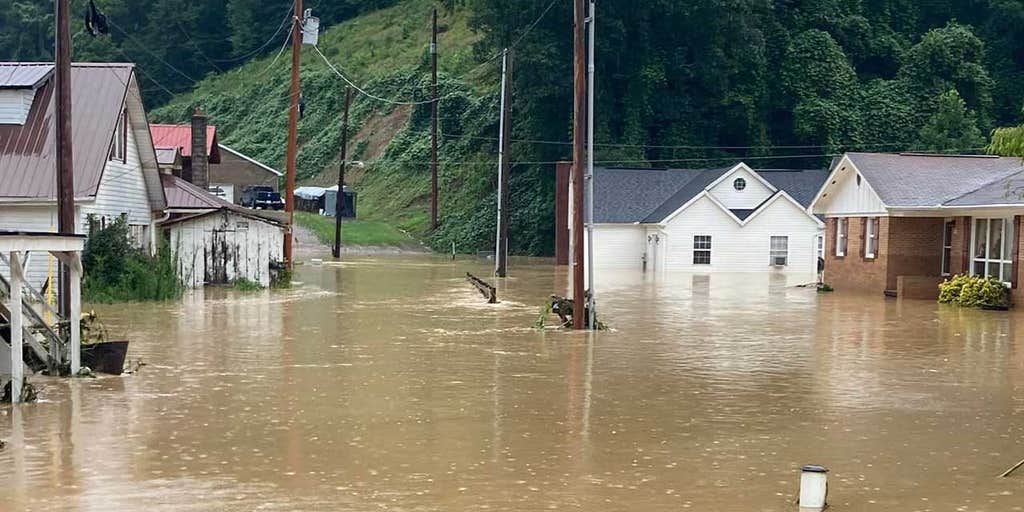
[916,89,984,153]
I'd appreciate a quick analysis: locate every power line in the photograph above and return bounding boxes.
[213,9,294,63]
[108,19,199,84]
[313,44,441,106]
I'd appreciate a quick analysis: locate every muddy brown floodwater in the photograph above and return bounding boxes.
[2,254,1024,511]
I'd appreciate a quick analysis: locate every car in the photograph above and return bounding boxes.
[240,185,284,210]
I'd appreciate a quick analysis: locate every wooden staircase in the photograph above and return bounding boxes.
[0,254,67,375]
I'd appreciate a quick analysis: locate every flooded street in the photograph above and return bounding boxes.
[2,254,1024,511]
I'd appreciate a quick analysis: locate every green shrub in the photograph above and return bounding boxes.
[938,274,1008,307]
[231,278,264,291]
[82,216,184,303]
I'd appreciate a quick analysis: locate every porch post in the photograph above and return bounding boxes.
[9,251,24,403]
[69,254,81,374]
[959,216,971,274]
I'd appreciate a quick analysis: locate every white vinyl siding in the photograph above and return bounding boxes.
[707,167,773,209]
[0,89,36,125]
[588,224,646,269]
[811,165,886,216]
[80,108,154,252]
[660,194,822,277]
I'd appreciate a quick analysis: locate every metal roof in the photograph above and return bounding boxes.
[846,152,1024,207]
[161,173,235,210]
[150,123,220,161]
[0,63,53,89]
[0,63,135,200]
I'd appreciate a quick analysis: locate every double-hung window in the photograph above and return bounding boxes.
[770,236,789,266]
[864,217,879,259]
[941,220,954,275]
[693,235,712,265]
[971,218,1015,284]
[835,218,847,257]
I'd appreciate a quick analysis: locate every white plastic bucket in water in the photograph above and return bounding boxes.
[798,464,828,510]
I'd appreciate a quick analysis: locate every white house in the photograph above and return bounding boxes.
[0,62,166,288]
[581,163,828,280]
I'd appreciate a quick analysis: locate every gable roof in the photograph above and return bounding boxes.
[150,123,220,162]
[0,63,149,201]
[219,144,282,176]
[0,63,53,89]
[844,152,1024,207]
[594,165,829,224]
[161,173,235,210]
[943,170,1024,206]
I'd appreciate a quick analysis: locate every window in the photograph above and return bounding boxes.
[733,178,746,191]
[109,109,127,162]
[941,220,954,275]
[693,235,712,265]
[835,218,847,257]
[770,236,789,266]
[864,217,879,259]
[971,218,1015,284]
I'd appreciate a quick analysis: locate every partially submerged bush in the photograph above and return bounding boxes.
[938,274,1009,308]
[83,216,184,303]
[231,278,264,291]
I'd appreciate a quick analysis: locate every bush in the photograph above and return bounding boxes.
[82,216,184,303]
[938,274,1009,307]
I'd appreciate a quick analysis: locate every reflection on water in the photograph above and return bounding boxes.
[2,255,1023,511]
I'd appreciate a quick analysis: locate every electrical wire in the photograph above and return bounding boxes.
[212,9,293,63]
[313,45,440,106]
[108,19,199,84]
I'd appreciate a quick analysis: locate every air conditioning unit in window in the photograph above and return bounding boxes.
[772,256,788,266]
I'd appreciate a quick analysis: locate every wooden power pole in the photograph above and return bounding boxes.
[56,0,74,324]
[333,88,352,258]
[571,0,586,329]
[430,8,439,230]
[494,48,513,278]
[284,0,302,267]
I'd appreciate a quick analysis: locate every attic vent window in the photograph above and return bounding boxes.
[733,178,746,191]
[856,174,862,186]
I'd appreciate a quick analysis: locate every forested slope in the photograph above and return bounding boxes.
[4,0,1024,255]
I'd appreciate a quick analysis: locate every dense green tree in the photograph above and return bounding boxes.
[916,89,985,153]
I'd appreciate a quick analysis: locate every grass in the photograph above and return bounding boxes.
[150,1,497,254]
[231,278,265,291]
[295,212,416,247]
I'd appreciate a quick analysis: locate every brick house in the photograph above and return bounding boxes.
[810,152,1024,302]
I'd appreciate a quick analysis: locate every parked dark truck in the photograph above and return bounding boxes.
[241,186,284,210]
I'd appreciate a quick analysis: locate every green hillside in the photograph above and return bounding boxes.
[151,0,505,251]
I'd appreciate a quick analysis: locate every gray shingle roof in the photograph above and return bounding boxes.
[595,166,828,224]
[846,152,1024,207]
[944,170,1024,206]
[593,167,705,223]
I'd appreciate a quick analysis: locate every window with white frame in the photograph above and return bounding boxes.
[941,220,954,275]
[693,235,712,265]
[971,217,1014,284]
[109,109,127,162]
[835,218,847,256]
[770,236,789,266]
[865,217,879,258]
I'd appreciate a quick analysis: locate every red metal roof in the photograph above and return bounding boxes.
[149,123,219,161]
[0,63,133,199]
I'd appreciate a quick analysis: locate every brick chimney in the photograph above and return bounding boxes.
[190,106,209,190]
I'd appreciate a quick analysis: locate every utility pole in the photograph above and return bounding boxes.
[284,0,302,268]
[56,0,74,327]
[333,87,352,258]
[585,0,596,330]
[430,7,439,230]
[494,48,513,278]
[571,0,586,329]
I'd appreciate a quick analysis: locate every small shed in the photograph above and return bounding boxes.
[324,185,357,218]
[294,186,327,213]
[162,208,285,288]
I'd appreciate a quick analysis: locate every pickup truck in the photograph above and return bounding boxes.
[240,186,284,210]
